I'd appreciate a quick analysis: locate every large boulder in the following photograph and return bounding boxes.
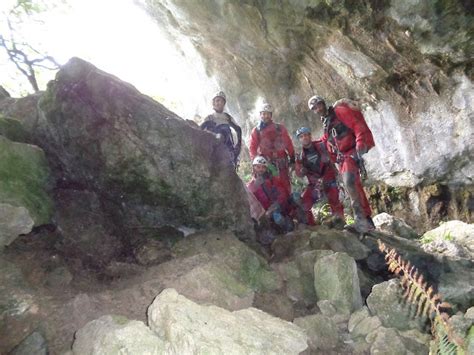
[421,220,474,259]
[53,189,123,269]
[309,228,370,260]
[313,252,362,314]
[147,288,308,354]
[293,314,340,352]
[366,279,425,331]
[0,135,53,248]
[172,231,281,293]
[36,57,253,239]
[0,116,29,143]
[72,315,166,355]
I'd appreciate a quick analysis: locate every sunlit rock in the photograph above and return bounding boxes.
[147,288,308,354]
[373,212,419,239]
[72,315,166,355]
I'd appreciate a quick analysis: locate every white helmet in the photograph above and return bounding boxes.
[252,156,268,166]
[213,91,226,101]
[307,95,325,110]
[259,102,273,113]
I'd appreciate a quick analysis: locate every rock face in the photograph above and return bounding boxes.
[36,57,253,240]
[143,0,473,228]
[0,135,53,247]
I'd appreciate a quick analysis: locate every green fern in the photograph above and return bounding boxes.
[378,241,466,354]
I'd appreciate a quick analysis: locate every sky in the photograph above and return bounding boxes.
[0,0,217,119]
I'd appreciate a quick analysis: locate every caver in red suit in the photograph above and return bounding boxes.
[247,171,294,233]
[295,139,344,225]
[249,121,295,194]
[318,100,375,230]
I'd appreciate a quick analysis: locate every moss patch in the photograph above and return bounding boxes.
[239,253,280,293]
[0,116,29,143]
[0,136,53,225]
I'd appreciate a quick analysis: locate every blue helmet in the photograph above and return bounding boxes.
[296,127,311,137]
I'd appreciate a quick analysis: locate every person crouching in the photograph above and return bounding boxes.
[247,156,294,235]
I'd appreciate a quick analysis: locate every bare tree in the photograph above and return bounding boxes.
[0,1,61,92]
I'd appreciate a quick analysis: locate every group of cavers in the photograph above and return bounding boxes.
[201,91,376,243]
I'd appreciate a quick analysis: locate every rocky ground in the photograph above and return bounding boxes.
[1,218,473,354]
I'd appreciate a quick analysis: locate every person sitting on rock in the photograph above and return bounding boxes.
[247,156,294,235]
[248,102,295,194]
[294,127,345,227]
[201,91,242,169]
[308,95,375,233]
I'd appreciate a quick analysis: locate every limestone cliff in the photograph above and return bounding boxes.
[143,0,473,229]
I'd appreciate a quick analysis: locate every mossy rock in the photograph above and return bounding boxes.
[0,116,29,143]
[0,135,53,225]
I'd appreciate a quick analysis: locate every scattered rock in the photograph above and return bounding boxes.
[366,279,425,331]
[351,315,382,338]
[421,220,474,259]
[161,258,255,311]
[147,288,308,354]
[10,331,48,355]
[317,299,338,318]
[133,238,172,266]
[368,327,407,355]
[253,291,294,321]
[72,315,165,355]
[309,228,370,260]
[0,204,34,248]
[173,231,282,293]
[373,212,419,239]
[293,314,340,351]
[348,306,370,333]
[314,252,362,314]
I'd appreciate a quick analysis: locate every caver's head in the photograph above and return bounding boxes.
[252,155,268,176]
[296,127,312,148]
[259,102,273,124]
[212,91,226,113]
[308,95,327,116]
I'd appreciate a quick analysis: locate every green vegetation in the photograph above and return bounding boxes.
[0,116,28,142]
[0,135,53,225]
[379,242,468,354]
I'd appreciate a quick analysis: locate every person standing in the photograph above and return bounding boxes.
[249,102,295,193]
[294,127,344,226]
[308,95,375,233]
[201,91,242,168]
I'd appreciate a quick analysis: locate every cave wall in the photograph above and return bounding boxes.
[144,0,473,226]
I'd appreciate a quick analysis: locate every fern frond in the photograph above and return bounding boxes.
[377,241,466,353]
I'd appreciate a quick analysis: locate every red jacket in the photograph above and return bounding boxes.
[247,173,289,210]
[321,105,374,158]
[295,140,338,184]
[249,121,295,161]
